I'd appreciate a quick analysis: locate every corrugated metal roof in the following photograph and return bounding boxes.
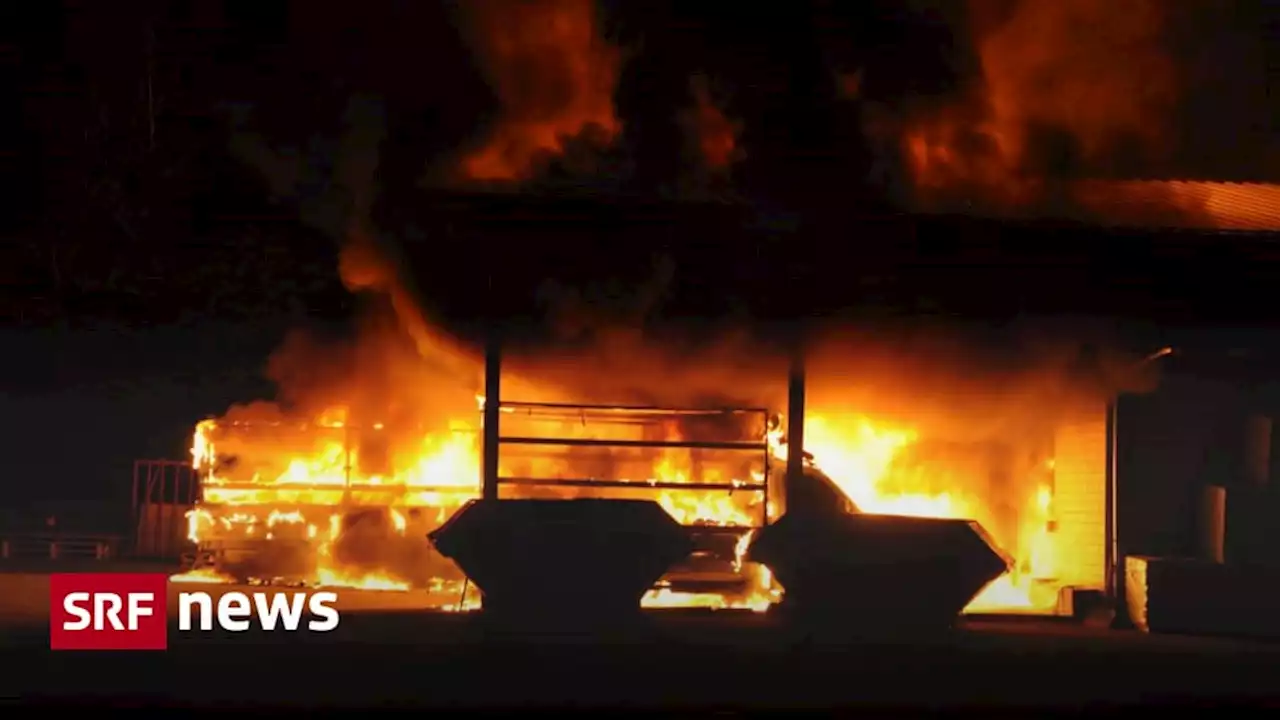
[1071,180,1280,232]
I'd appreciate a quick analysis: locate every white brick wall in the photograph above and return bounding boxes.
[1053,405,1108,590]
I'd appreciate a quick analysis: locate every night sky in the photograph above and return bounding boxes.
[1,1,1277,530]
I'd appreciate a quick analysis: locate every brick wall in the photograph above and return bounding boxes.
[1053,404,1108,590]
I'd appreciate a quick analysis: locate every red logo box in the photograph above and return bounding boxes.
[49,573,169,650]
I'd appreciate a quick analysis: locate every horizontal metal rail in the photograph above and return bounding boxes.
[497,401,770,416]
[498,436,768,451]
[202,482,478,493]
[210,421,348,431]
[496,476,766,492]
[0,533,121,561]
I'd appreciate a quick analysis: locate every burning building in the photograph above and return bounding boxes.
[148,0,1279,628]
[154,186,1156,620]
[177,358,1103,616]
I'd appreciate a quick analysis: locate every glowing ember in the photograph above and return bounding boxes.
[314,568,410,592]
[179,396,1095,616]
[770,415,1068,613]
[170,567,237,584]
[179,403,781,607]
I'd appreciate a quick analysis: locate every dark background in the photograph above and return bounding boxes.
[2,0,1278,531]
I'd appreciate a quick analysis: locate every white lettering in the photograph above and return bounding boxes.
[172,590,341,633]
[62,592,92,631]
[62,592,155,631]
[307,592,339,632]
[125,593,154,630]
[217,592,252,632]
[178,592,213,631]
[95,593,123,630]
[253,593,306,631]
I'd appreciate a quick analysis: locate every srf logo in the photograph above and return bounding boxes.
[50,574,342,650]
[50,573,169,651]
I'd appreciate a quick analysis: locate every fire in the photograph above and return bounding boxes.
[772,414,1066,612]
[180,402,779,603]
[887,0,1273,229]
[314,568,410,593]
[642,530,780,612]
[180,395,1080,615]
[901,0,1173,198]
[680,74,743,174]
[456,0,622,181]
[171,567,236,584]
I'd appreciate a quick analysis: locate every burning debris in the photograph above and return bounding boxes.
[182,1,1165,620]
[175,323,1117,618]
[178,398,784,611]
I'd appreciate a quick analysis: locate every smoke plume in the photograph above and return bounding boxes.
[860,0,1279,229]
[676,74,744,196]
[452,0,623,183]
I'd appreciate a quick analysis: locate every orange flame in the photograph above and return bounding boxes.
[681,74,743,173]
[457,0,622,181]
[181,397,1089,614]
[888,0,1278,228]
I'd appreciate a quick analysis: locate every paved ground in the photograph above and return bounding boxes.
[4,609,1279,709]
[5,567,1279,708]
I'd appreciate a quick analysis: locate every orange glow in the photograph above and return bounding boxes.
[181,404,778,605]
[889,0,1279,229]
[774,415,1069,613]
[903,0,1173,196]
[178,277,1110,614]
[181,394,1097,615]
[1071,179,1280,231]
[457,0,621,181]
[680,75,743,173]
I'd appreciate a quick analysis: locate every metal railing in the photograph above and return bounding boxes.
[493,401,773,526]
[0,533,122,561]
[132,459,200,559]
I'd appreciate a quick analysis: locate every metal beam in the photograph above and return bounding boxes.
[482,333,502,501]
[498,401,771,416]
[498,436,767,451]
[786,352,806,511]
[495,477,766,492]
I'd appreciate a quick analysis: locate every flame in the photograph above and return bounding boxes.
[314,567,410,592]
[171,567,237,584]
[771,413,1067,612]
[641,530,779,612]
[457,0,621,181]
[889,0,1268,228]
[180,402,778,604]
[680,74,743,174]
[179,395,1088,614]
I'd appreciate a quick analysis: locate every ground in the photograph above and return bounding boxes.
[3,568,1278,708]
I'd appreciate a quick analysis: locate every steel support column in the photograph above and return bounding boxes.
[482,333,502,501]
[786,352,806,510]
